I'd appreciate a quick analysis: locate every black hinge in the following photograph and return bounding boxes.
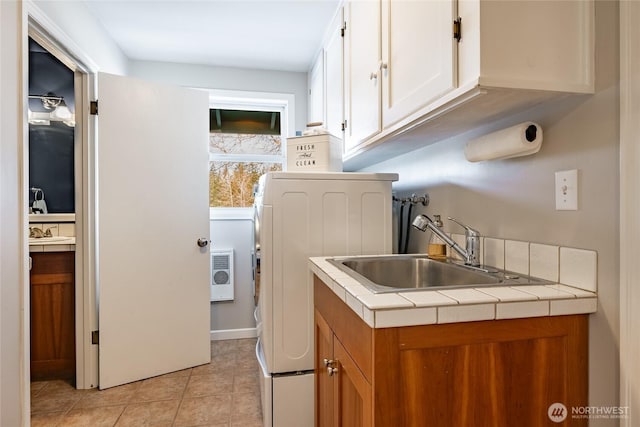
[90,100,98,115]
[453,17,462,42]
[341,120,347,131]
[341,22,346,37]
[91,330,99,345]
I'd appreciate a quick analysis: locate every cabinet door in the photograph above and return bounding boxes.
[324,8,345,140]
[334,339,372,427]
[344,0,381,151]
[308,50,325,126]
[30,252,75,381]
[315,310,335,427]
[381,0,457,128]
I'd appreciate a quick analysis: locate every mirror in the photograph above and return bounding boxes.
[28,37,75,214]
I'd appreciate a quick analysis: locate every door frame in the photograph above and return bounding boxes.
[619,1,640,424]
[24,2,99,391]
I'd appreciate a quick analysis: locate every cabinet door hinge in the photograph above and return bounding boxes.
[91,330,99,345]
[341,120,347,131]
[341,22,346,37]
[453,17,462,42]
[90,100,99,115]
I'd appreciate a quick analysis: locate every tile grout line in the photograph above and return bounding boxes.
[31,338,260,426]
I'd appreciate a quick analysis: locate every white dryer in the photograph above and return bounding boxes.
[253,172,397,427]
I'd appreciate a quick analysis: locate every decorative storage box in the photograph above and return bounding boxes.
[286,133,343,172]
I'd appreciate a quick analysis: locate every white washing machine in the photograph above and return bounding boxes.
[253,172,397,427]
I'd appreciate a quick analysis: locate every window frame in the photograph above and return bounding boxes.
[207,89,295,218]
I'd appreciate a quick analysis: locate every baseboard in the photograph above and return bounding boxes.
[210,328,258,341]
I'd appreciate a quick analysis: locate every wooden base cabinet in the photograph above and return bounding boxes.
[316,308,372,427]
[30,252,75,382]
[314,276,588,427]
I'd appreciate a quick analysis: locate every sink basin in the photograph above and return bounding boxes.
[328,255,551,293]
[28,236,73,244]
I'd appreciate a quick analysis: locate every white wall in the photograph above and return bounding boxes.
[31,0,128,75]
[362,2,619,424]
[129,60,308,133]
[209,215,256,334]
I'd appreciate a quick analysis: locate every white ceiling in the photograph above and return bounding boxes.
[83,0,340,73]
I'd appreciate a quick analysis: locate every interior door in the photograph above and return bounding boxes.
[96,72,210,389]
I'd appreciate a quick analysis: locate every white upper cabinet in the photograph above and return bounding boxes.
[381,0,457,129]
[307,7,345,142]
[337,0,594,169]
[325,8,345,140]
[344,0,382,151]
[308,49,324,126]
[458,0,593,93]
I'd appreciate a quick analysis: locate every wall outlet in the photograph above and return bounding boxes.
[555,169,578,210]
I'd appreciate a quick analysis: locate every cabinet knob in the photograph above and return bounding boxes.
[369,71,378,80]
[323,358,334,367]
[327,366,338,376]
[380,61,388,70]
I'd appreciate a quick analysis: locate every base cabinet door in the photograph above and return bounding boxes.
[334,339,372,427]
[315,310,335,427]
[30,252,75,381]
[315,310,372,427]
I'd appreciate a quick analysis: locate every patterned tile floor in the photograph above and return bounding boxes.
[31,338,262,427]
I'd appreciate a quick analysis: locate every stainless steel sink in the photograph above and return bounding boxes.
[327,255,551,293]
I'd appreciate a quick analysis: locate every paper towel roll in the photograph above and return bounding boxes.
[464,122,543,162]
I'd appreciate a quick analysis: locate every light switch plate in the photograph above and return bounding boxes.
[555,169,578,210]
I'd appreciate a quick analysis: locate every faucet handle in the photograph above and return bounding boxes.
[44,225,58,237]
[447,217,480,237]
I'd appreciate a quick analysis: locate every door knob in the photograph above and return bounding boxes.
[197,238,210,248]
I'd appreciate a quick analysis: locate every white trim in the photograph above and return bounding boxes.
[25,0,100,391]
[210,328,258,341]
[25,0,99,74]
[209,153,283,164]
[210,207,254,221]
[206,88,296,138]
[28,213,75,223]
[620,1,640,425]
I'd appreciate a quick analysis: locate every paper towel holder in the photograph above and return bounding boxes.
[464,121,543,162]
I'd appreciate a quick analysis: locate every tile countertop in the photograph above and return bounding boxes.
[29,237,76,253]
[309,256,597,329]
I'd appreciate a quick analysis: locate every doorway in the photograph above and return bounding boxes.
[26,18,97,396]
[27,36,77,385]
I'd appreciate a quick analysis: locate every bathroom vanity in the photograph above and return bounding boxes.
[311,256,595,427]
[29,219,76,381]
[30,251,75,381]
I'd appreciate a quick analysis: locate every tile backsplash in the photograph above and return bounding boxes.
[28,222,75,237]
[448,233,598,293]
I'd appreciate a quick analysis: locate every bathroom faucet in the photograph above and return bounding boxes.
[29,225,58,238]
[412,215,481,267]
[29,227,45,238]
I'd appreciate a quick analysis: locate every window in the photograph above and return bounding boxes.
[209,108,285,207]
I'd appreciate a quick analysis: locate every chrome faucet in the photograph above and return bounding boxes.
[412,215,481,267]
